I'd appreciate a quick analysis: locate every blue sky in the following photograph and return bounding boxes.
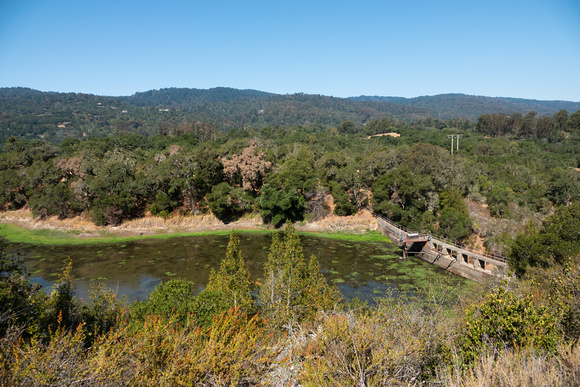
[1,0,579,101]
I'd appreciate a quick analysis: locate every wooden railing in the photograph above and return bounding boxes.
[374,213,508,263]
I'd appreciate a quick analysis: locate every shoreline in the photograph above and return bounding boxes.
[0,209,384,245]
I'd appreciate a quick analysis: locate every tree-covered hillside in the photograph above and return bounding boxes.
[350,93,580,120]
[123,87,273,107]
[4,87,579,143]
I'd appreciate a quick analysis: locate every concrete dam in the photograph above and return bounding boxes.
[376,214,508,283]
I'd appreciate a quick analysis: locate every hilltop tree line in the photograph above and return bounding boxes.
[475,109,580,140]
[3,87,580,143]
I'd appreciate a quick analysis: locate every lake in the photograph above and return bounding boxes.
[12,232,472,303]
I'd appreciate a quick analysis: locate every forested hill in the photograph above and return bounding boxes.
[1,87,579,142]
[0,87,432,142]
[123,87,274,107]
[349,93,580,121]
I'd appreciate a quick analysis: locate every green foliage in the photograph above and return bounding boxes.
[569,109,580,133]
[546,168,580,206]
[39,259,81,334]
[0,238,45,337]
[257,184,307,227]
[509,203,580,276]
[460,284,560,364]
[541,202,580,264]
[204,230,254,312]
[190,289,231,328]
[508,222,544,276]
[80,283,126,344]
[372,165,436,231]
[148,191,179,219]
[437,188,472,240]
[329,180,357,216]
[544,264,580,341]
[29,182,83,220]
[130,279,196,323]
[206,182,254,222]
[258,222,342,324]
[486,183,514,217]
[266,145,317,193]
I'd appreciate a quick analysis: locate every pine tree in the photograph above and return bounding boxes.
[258,222,341,324]
[205,230,253,311]
[301,254,342,317]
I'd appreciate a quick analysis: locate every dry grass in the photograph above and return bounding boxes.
[299,208,378,234]
[0,208,380,244]
[443,343,580,387]
[294,287,462,386]
[116,212,264,234]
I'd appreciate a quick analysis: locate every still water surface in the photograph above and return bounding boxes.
[13,233,471,303]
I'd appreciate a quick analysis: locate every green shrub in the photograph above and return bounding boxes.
[329,181,357,216]
[148,191,179,219]
[0,238,45,337]
[191,289,230,327]
[460,284,560,364]
[38,259,81,336]
[81,283,126,344]
[130,279,196,323]
[206,182,254,223]
[257,184,306,227]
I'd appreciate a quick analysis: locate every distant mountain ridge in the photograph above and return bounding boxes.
[124,87,273,107]
[1,87,579,142]
[349,93,580,120]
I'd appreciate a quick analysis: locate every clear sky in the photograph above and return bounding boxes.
[1,0,579,101]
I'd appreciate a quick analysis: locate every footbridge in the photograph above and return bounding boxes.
[375,213,508,283]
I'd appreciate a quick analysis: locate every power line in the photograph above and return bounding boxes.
[447,134,463,155]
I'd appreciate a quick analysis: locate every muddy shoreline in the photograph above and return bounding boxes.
[0,209,379,240]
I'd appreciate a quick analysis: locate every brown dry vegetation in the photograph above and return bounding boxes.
[0,206,378,239]
[466,199,548,254]
[3,280,580,386]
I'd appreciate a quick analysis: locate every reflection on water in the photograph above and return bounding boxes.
[11,233,472,303]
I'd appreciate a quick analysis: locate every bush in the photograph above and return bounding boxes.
[148,191,179,219]
[81,283,126,344]
[130,279,196,323]
[486,184,514,217]
[206,182,254,223]
[329,181,357,216]
[0,238,45,337]
[38,259,81,336]
[257,184,306,227]
[460,284,560,364]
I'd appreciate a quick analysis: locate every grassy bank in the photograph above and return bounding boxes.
[0,222,391,246]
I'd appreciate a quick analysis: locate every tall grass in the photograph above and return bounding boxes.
[443,343,580,387]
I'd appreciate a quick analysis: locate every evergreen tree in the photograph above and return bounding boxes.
[205,230,253,311]
[258,222,341,324]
